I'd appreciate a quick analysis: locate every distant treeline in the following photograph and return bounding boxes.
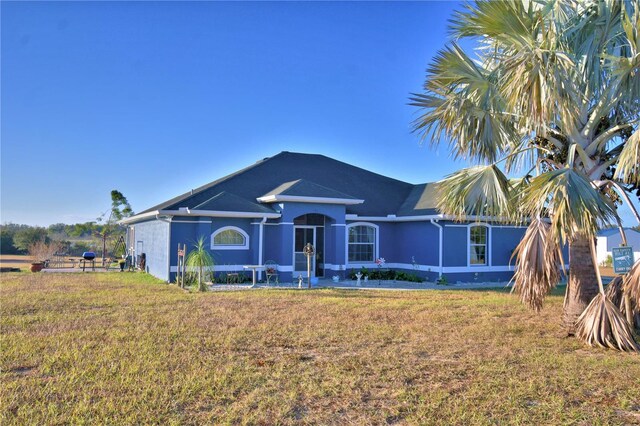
[0,222,126,257]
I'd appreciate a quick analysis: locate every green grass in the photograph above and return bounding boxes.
[1,273,639,425]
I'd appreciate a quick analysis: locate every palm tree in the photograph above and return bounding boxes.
[411,0,640,350]
[186,236,215,292]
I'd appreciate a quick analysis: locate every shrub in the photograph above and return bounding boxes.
[436,275,448,285]
[215,272,250,284]
[28,239,64,264]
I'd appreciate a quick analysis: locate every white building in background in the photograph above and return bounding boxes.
[596,228,640,265]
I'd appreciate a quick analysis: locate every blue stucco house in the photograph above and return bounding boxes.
[122,152,526,283]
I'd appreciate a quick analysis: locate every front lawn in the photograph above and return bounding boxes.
[1,273,638,424]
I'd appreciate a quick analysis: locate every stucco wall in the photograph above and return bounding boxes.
[132,209,527,284]
[442,225,467,267]
[392,221,440,267]
[170,217,256,280]
[490,226,522,266]
[133,219,171,281]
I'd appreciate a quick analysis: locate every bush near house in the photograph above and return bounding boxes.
[214,272,251,284]
[348,268,423,282]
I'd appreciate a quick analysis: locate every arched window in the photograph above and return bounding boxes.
[347,223,378,262]
[469,225,488,265]
[211,227,249,250]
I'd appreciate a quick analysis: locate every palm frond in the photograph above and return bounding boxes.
[575,238,638,351]
[613,128,640,186]
[575,293,639,352]
[510,218,563,312]
[499,45,578,133]
[604,276,625,307]
[611,0,640,113]
[458,0,581,131]
[623,259,640,315]
[435,164,514,220]
[410,44,516,163]
[607,272,640,330]
[449,0,537,49]
[520,168,618,243]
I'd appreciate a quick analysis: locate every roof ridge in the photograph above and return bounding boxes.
[192,190,274,213]
[308,152,416,187]
[261,178,359,200]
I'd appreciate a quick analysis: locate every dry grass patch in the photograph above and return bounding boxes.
[1,273,639,424]
[0,255,33,272]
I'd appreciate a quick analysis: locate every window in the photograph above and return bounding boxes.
[215,230,245,245]
[348,224,377,262]
[211,227,249,250]
[469,225,487,265]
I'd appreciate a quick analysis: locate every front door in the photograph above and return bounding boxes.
[294,226,316,277]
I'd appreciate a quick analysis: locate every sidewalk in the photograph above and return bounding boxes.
[211,278,515,291]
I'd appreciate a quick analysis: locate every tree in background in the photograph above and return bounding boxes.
[109,190,134,221]
[412,0,639,350]
[95,190,134,260]
[0,224,31,254]
[13,227,49,253]
[67,222,99,239]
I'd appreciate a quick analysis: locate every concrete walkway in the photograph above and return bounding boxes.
[36,270,580,292]
[209,278,516,291]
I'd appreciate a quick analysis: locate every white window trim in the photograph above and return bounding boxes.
[468,223,490,267]
[345,222,379,265]
[211,226,250,250]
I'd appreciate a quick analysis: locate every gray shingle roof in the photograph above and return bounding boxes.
[193,191,275,213]
[137,151,434,217]
[396,183,439,216]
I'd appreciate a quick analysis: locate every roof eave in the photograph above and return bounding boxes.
[119,211,160,224]
[345,213,445,222]
[120,209,281,224]
[165,209,281,219]
[345,213,527,223]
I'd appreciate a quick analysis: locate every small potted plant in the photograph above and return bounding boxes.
[118,256,126,272]
[30,262,44,273]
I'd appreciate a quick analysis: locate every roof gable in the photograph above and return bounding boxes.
[258,179,356,200]
[397,183,439,216]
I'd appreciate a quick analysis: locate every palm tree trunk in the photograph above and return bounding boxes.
[562,234,599,335]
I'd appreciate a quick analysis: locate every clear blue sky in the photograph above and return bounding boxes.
[2,1,638,227]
